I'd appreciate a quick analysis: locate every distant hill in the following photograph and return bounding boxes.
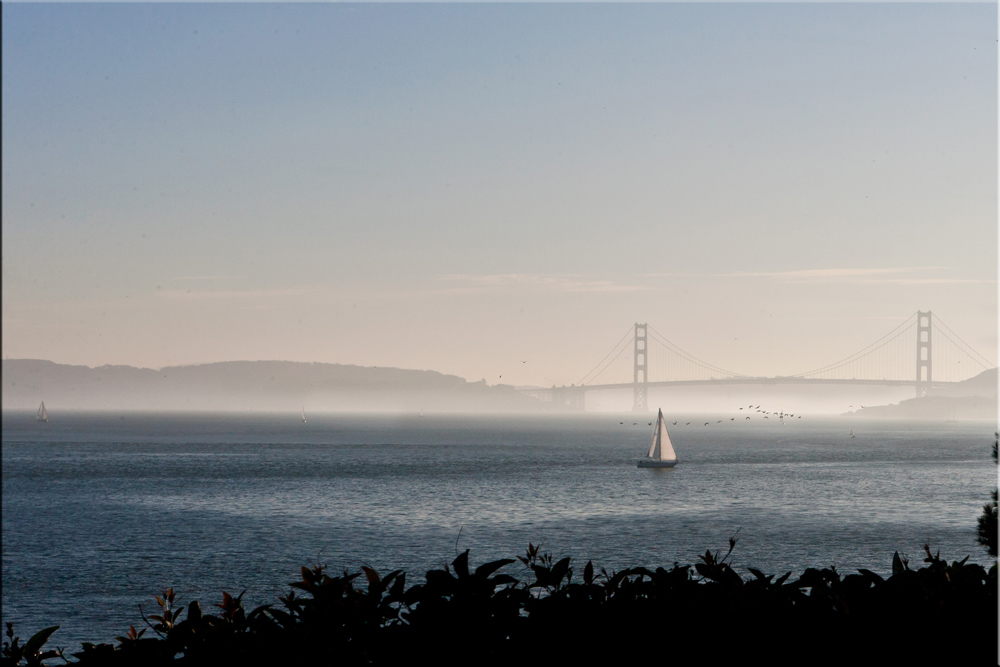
[932,366,999,398]
[1,359,544,413]
[847,368,997,420]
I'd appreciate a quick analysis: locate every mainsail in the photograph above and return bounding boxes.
[646,409,676,461]
[36,402,48,422]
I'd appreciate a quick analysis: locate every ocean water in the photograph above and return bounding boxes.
[2,411,996,651]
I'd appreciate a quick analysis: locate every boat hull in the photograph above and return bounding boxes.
[637,459,677,468]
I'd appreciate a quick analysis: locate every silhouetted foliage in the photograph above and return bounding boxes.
[1,624,63,667]
[977,433,998,558]
[3,541,996,667]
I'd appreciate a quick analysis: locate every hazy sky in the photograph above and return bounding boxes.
[3,3,997,387]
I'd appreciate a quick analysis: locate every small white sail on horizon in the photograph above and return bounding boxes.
[36,402,48,423]
[849,427,855,438]
[301,407,307,424]
[638,408,678,468]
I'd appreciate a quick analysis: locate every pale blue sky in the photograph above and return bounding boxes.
[2,3,996,385]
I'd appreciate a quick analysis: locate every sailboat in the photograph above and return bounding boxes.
[637,408,678,468]
[849,427,855,438]
[36,402,49,423]
[301,407,307,424]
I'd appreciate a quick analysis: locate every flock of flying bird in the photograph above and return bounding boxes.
[621,405,803,427]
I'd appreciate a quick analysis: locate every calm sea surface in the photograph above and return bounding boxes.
[2,411,996,650]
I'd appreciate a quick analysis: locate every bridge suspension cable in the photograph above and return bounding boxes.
[575,311,994,388]
[646,325,747,380]
[932,317,996,372]
[792,312,918,379]
[790,311,995,383]
[577,326,635,386]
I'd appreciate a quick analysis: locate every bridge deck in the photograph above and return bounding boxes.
[548,377,957,391]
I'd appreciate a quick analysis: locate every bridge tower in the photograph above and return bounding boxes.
[916,311,932,397]
[633,322,648,412]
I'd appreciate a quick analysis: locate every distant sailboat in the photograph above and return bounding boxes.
[637,408,678,468]
[301,407,307,424]
[849,427,855,438]
[36,402,48,423]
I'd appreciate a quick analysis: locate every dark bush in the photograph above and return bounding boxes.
[976,433,998,558]
[3,541,996,667]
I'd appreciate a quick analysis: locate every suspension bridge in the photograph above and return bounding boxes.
[530,311,996,411]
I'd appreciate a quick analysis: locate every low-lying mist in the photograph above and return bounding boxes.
[2,359,994,419]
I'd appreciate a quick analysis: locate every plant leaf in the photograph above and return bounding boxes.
[22,626,59,656]
[475,559,515,579]
[452,550,471,578]
[362,566,381,586]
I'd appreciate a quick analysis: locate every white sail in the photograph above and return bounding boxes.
[647,409,677,462]
[37,402,48,422]
[656,411,677,461]
[301,407,307,423]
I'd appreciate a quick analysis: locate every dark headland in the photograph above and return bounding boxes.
[0,359,541,413]
[846,367,997,420]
